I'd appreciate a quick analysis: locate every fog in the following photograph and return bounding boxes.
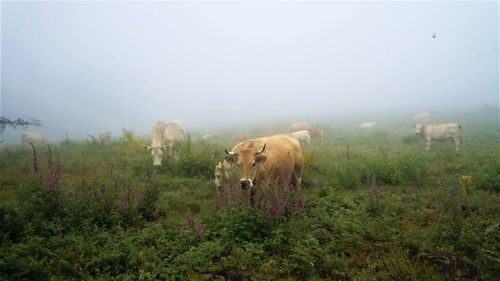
[1,1,498,142]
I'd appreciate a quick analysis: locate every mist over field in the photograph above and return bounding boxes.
[1,1,498,143]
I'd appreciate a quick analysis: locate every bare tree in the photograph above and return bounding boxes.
[0,116,42,143]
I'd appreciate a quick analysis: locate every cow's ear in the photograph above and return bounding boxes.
[225,154,237,163]
[144,145,152,150]
[255,154,267,163]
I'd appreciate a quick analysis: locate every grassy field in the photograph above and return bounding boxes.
[0,123,499,280]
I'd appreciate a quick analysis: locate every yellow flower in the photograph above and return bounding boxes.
[460,175,472,185]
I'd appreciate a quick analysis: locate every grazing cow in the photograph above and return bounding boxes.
[414,123,462,151]
[290,130,311,145]
[21,132,48,145]
[288,122,310,133]
[414,112,431,124]
[360,121,376,129]
[224,134,303,205]
[214,161,238,189]
[144,121,187,166]
[202,134,214,140]
[99,132,111,142]
[308,127,325,145]
[232,132,249,143]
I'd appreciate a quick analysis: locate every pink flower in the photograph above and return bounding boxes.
[186,209,193,228]
[195,225,203,237]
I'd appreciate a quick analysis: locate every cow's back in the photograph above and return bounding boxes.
[22,132,47,144]
[164,121,187,141]
[288,122,310,133]
[427,123,461,140]
[233,134,303,183]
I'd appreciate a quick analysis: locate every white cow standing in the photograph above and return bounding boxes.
[360,121,376,129]
[290,130,311,145]
[144,120,187,166]
[21,132,48,145]
[414,123,462,151]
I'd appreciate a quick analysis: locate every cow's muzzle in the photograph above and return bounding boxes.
[240,179,253,189]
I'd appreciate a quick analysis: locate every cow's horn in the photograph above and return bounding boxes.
[225,149,236,156]
[256,144,266,155]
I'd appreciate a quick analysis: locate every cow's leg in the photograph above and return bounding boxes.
[425,137,431,151]
[455,139,460,151]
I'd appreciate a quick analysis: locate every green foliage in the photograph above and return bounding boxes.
[0,124,498,280]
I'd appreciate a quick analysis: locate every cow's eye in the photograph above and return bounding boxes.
[237,163,240,167]
[252,162,256,167]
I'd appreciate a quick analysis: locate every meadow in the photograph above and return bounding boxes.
[0,121,498,281]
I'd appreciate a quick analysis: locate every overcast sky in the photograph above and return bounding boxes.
[1,1,498,140]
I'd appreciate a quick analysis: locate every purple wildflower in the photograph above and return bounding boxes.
[152,208,160,220]
[195,225,203,237]
[119,193,128,215]
[186,209,193,228]
[271,197,281,215]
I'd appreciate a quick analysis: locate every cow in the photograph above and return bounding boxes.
[202,134,214,140]
[414,123,462,151]
[99,132,111,142]
[214,161,238,189]
[288,122,310,133]
[224,134,303,205]
[308,127,325,145]
[414,112,431,124]
[144,121,187,166]
[232,132,249,143]
[360,121,376,129]
[290,130,311,145]
[21,132,48,145]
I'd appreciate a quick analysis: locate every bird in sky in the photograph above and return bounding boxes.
[432,33,437,38]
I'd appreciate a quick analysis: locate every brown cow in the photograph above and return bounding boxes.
[99,132,111,142]
[308,127,325,145]
[224,134,303,205]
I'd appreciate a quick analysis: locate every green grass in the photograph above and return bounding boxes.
[0,125,499,280]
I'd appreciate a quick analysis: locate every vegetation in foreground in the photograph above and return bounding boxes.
[0,124,499,280]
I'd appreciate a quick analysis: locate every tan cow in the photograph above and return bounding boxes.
[414,123,462,151]
[214,161,238,189]
[288,122,310,133]
[21,132,48,145]
[144,121,187,166]
[308,127,325,145]
[224,134,303,194]
[99,132,111,142]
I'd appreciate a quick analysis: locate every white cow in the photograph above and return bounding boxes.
[360,121,376,129]
[414,123,462,151]
[144,121,187,166]
[21,132,48,145]
[202,134,214,140]
[290,130,311,145]
[414,112,431,124]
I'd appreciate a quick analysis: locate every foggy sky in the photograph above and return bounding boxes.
[1,1,498,140]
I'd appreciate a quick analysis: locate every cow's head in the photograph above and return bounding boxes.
[413,124,425,136]
[144,144,171,166]
[224,144,267,189]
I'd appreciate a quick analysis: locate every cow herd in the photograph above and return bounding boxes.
[17,116,463,199]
